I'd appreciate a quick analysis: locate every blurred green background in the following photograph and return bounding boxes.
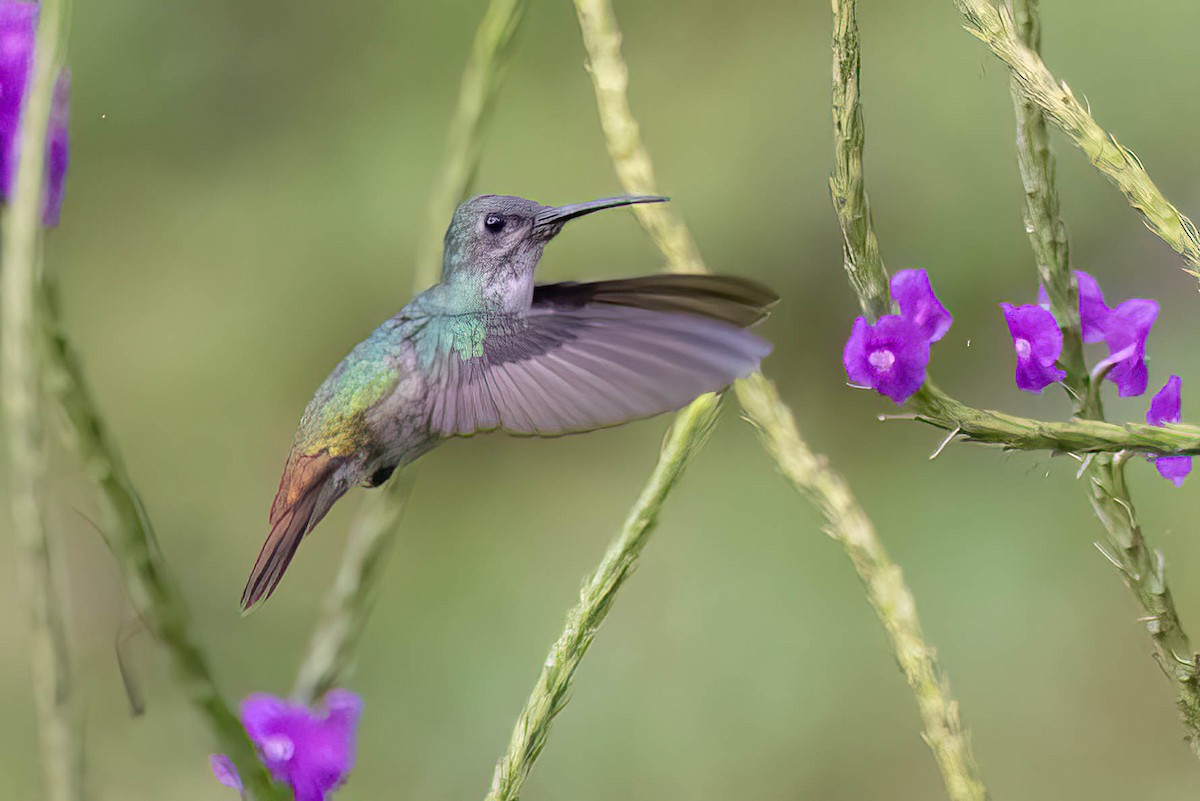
[4,0,1200,798]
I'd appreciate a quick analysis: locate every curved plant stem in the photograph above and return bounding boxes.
[1004,0,1200,755]
[2,2,83,799]
[485,394,723,801]
[952,0,1200,279]
[294,0,531,703]
[292,472,415,703]
[413,0,528,288]
[906,385,1200,456]
[831,0,889,320]
[572,1,990,799]
[739,373,988,801]
[41,285,285,801]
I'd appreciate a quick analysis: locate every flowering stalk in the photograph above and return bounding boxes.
[1,2,83,799]
[485,393,723,801]
[412,0,528,288]
[40,285,286,801]
[1004,0,1086,396]
[1003,0,1200,753]
[572,1,990,799]
[951,0,1200,280]
[908,385,1200,455]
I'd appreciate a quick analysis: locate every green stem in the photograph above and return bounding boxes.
[572,0,706,274]
[953,0,1200,279]
[574,1,989,798]
[485,394,723,801]
[292,472,415,704]
[738,374,989,801]
[1004,0,1200,754]
[2,2,84,799]
[908,383,1200,456]
[1004,0,1088,402]
[413,0,528,288]
[40,285,285,801]
[830,0,890,320]
[294,0,532,703]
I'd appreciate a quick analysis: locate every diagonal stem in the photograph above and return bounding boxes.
[1004,0,1200,754]
[484,394,723,801]
[413,0,529,288]
[293,0,530,703]
[40,284,286,801]
[573,1,990,798]
[953,0,1200,280]
[2,1,84,799]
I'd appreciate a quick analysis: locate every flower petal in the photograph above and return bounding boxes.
[842,316,873,387]
[1001,302,1065,393]
[891,268,952,342]
[1100,298,1157,398]
[1156,455,1192,487]
[1147,375,1182,427]
[41,67,67,226]
[1074,271,1110,343]
[0,1,37,202]
[210,754,244,795]
[842,314,929,405]
[235,690,363,801]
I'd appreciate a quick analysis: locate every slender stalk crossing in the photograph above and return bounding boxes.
[485,395,723,801]
[1002,0,1200,754]
[2,2,83,799]
[953,0,1200,280]
[570,1,991,799]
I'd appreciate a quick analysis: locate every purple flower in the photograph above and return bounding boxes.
[0,1,70,227]
[1039,270,1157,397]
[211,690,363,801]
[843,315,930,404]
[891,268,952,342]
[1101,298,1157,397]
[1037,270,1108,342]
[1146,375,1191,487]
[1001,303,1066,393]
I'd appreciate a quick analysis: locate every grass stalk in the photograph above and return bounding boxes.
[739,373,988,801]
[1,1,84,798]
[572,1,990,798]
[40,285,285,801]
[293,0,531,703]
[1004,0,1200,753]
[952,0,1200,280]
[413,0,528,288]
[292,472,415,703]
[484,394,723,801]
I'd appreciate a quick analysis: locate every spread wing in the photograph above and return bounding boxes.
[427,275,776,437]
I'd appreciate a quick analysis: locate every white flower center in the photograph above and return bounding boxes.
[1014,338,1031,359]
[261,734,295,763]
[868,349,896,372]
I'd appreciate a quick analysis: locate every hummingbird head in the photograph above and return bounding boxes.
[440,194,668,309]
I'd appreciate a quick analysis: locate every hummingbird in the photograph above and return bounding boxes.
[241,194,776,610]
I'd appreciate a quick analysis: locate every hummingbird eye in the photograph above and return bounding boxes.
[484,213,506,234]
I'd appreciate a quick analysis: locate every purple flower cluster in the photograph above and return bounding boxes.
[843,269,950,404]
[211,690,362,801]
[1029,271,1157,397]
[842,268,1189,486]
[0,0,69,226]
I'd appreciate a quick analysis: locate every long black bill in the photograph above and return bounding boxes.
[534,194,668,230]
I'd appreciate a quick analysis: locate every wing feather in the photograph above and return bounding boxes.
[426,274,775,437]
